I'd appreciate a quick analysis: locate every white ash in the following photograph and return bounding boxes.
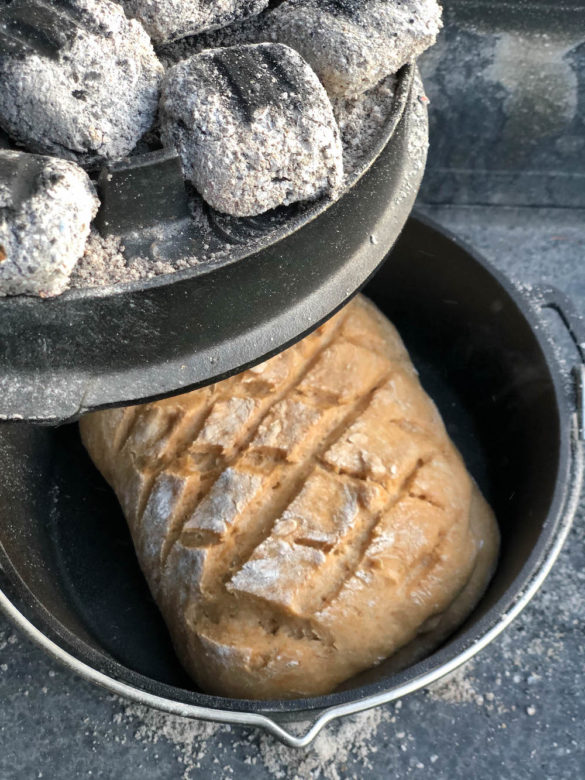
[427,661,482,705]
[117,699,393,779]
[0,150,98,297]
[121,0,269,45]
[70,228,198,289]
[0,0,163,167]
[69,74,401,290]
[393,70,430,208]
[264,0,443,97]
[70,231,146,289]
[155,11,274,68]
[331,74,397,178]
[160,43,343,217]
[160,36,398,181]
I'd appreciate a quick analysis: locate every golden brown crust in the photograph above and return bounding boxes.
[80,296,499,699]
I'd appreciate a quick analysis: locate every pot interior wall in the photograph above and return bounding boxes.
[0,218,563,699]
[367,220,562,633]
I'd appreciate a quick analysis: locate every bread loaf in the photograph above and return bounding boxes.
[80,296,499,699]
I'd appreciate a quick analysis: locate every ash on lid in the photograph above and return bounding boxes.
[160,43,343,217]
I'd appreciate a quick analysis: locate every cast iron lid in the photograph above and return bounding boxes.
[0,64,427,425]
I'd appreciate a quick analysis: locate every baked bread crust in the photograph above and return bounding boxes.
[80,296,499,699]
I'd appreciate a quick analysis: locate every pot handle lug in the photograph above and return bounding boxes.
[531,284,585,442]
[256,701,381,747]
[255,711,335,748]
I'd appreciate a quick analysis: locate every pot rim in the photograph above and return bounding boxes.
[0,213,583,746]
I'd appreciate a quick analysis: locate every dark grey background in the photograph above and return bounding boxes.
[420,0,585,206]
[1,2,584,777]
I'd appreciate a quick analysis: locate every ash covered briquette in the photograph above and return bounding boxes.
[0,0,163,166]
[121,0,270,44]
[266,0,442,97]
[160,43,344,217]
[0,150,99,297]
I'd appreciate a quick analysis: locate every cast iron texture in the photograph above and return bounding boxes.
[0,215,583,745]
[0,65,423,425]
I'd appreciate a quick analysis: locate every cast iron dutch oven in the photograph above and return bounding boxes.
[0,61,427,424]
[0,215,583,746]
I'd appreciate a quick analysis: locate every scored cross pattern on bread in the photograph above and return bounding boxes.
[81,297,499,699]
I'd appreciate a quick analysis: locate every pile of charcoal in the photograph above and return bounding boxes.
[0,0,442,297]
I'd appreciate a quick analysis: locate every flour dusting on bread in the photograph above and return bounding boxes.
[80,297,499,699]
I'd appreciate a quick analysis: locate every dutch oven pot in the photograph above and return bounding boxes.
[0,215,583,747]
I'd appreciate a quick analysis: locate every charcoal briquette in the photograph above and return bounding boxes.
[266,0,442,97]
[0,150,99,296]
[160,43,344,217]
[121,0,270,44]
[0,0,163,166]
